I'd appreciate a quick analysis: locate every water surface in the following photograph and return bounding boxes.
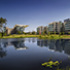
[0,38,70,70]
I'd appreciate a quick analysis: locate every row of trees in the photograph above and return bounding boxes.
[37,30,47,35]
[37,30,70,36]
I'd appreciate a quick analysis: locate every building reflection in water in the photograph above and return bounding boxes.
[49,40,56,51]
[11,40,28,50]
[1,38,70,58]
[44,40,48,47]
[32,38,36,43]
[64,39,70,55]
[1,39,28,51]
[37,39,44,47]
[28,38,36,43]
[28,38,31,42]
[37,39,70,55]
[37,39,48,47]
[0,39,29,58]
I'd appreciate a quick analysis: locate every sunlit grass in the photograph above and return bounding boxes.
[42,61,60,68]
[0,34,70,39]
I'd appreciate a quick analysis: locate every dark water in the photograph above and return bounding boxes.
[0,38,70,70]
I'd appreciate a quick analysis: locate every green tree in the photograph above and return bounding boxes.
[0,33,2,37]
[54,32,56,35]
[63,32,65,35]
[42,30,47,35]
[42,31,45,35]
[48,32,50,36]
[0,17,7,37]
[23,32,25,34]
[18,31,21,34]
[59,32,61,36]
[44,30,47,34]
[37,30,39,35]
[8,33,11,36]
[68,32,70,35]
[32,31,36,35]
[29,32,32,35]
[3,33,7,36]
[24,32,26,35]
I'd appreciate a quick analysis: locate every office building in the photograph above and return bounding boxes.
[44,26,48,34]
[64,18,70,33]
[48,21,62,33]
[37,26,44,34]
[4,24,28,35]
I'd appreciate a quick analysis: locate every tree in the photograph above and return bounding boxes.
[27,31,29,35]
[63,32,65,35]
[3,33,7,36]
[68,32,70,35]
[42,30,45,35]
[39,31,41,35]
[59,32,61,36]
[54,32,56,35]
[32,31,36,35]
[0,17,7,37]
[18,31,21,34]
[44,30,47,34]
[48,32,50,36]
[23,32,25,34]
[60,32,65,35]
[37,30,39,35]
[42,30,47,35]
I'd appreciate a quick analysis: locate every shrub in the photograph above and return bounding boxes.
[48,32,50,36]
[68,32,70,35]
[39,35,42,38]
[54,32,56,35]
[8,33,11,36]
[63,32,65,35]
[50,36,54,39]
[0,33,2,37]
[4,33,7,36]
[59,32,61,36]
[18,31,21,34]
[20,36,23,38]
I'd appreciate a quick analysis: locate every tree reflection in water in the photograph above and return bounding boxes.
[0,39,7,58]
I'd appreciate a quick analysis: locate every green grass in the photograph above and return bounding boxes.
[0,34,70,39]
[42,61,60,68]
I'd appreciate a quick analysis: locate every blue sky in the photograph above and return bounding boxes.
[0,0,70,32]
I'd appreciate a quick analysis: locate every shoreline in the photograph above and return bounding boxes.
[0,34,70,39]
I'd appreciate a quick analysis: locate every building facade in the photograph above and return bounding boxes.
[37,26,48,34]
[64,18,70,33]
[4,24,28,35]
[37,26,44,34]
[48,21,62,33]
[44,26,48,34]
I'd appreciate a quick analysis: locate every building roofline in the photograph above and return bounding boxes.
[49,22,60,25]
[13,24,29,29]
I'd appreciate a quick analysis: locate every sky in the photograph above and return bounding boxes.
[0,0,70,32]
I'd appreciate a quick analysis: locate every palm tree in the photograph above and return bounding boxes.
[0,17,7,37]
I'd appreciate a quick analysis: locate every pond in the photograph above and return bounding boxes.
[0,38,70,70]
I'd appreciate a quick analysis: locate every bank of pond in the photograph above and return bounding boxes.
[0,35,70,39]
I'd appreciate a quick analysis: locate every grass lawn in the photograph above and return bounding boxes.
[0,34,70,39]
